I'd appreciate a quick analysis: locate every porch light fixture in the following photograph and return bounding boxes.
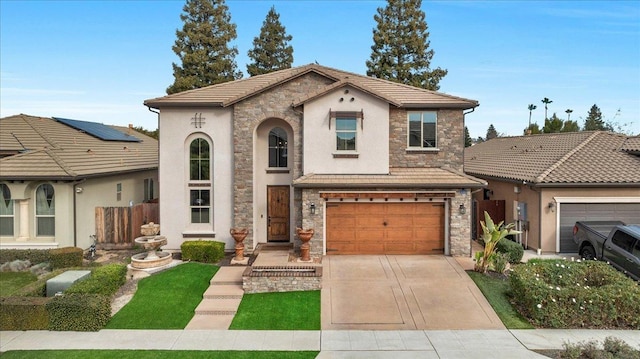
[548,201,556,212]
[459,204,466,215]
[310,202,316,215]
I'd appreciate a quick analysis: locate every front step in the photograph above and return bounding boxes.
[210,266,246,285]
[203,284,244,299]
[195,298,242,315]
[185,314,235,330]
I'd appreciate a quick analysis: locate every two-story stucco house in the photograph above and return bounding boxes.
[144,64,485,257]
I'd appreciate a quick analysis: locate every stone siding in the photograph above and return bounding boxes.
[389,108,465,171]
[301,188,324,257]
[233,73,334,249]
[242,266,322,294]
[450,189,472,257]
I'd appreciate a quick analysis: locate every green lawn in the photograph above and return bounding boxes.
[0,271,38,297]
[0,350,319,359]
[466,271,534,329]
[106,262,218,329]
[230,290,321,330]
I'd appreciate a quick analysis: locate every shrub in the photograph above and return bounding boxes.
[510,259,640,328]
[474,211,520,273]
[0,249,50,265]
[46,293,111,331]
[558,337,639,359]
[181,240,225,263]
[49,247,83,269]
[0,296,51,330]
[495,238,524,264]
[66,263,127,296]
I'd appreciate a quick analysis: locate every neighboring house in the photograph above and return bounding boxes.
[0,114,158,249]
[464,131,640,254]
[144,64,485,257]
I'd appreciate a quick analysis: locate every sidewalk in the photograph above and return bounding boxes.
[1,329,639,358]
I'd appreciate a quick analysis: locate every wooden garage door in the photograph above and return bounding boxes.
[326,202,445,255]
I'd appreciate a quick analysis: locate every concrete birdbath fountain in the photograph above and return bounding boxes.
[131,222,172,269]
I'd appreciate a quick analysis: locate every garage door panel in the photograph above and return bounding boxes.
[559,203,640,252]
[326,202,445,255]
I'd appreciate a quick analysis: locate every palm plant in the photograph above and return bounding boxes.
[527,104,537,134]
[474,211,521,273]
[565,109,573,121]
[541,98,552,120]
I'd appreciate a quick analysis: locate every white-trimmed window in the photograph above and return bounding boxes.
[0,184,14,236]
[36,184,55,236]
[188,137,212,224]
[408,111,437,148]
[116,183,122,201]
[336,117,357,151]
[268,127,288,168]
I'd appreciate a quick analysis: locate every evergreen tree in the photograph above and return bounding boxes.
[132,126,159,140]
[167,0,242,94]
[523,123,541,135]
[561,120,580,133]
[543,113,564,133]
[486,124,498,140]
[366,0,447,90]
[464,126,472,147]
[247,6,293,76]
[583,104,610,131]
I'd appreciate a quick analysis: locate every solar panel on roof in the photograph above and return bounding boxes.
[53,117,141,142]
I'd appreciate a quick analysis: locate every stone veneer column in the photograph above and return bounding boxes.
[449,189,472,257]
[301,189,323,256]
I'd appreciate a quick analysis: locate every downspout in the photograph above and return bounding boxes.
[72,178,87,248]
[147,105,161,224]
[462,106,478,255]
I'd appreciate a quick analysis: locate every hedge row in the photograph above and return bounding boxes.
[510,259,640,329]
[1,263,127,331]
[181,240,225,263]
[496,238,524,264]
[0,247,83,269]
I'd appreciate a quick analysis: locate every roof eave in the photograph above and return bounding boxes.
[144,101,224,109]
[534,182,640,188]
[401,102,478,110]
[292,182,486,189]
[0,166,158,182]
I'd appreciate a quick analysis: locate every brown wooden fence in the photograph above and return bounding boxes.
[95,203,159,248]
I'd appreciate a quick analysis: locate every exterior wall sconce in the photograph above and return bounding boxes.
[459,204,466,215]
[548,201,556,212]
[310,202,316,215]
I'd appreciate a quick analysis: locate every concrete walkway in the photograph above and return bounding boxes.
[2,329,639,358]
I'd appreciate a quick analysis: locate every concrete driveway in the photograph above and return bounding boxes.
[321,255,505,330]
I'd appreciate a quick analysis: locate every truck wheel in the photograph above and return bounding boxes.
[580,245,596,260]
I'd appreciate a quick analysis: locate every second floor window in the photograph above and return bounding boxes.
[408,111,437,148]
[268,127,288,168]
[190,138,210,181]
[336,117,357,151]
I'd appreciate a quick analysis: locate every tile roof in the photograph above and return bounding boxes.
[144,64,478,109]
[621,136,640,154]
[0,114,158,180]
[464,131,640,186]
[293,167,486,188]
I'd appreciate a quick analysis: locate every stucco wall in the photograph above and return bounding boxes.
[158,107,234,250]
[303,86,390,174]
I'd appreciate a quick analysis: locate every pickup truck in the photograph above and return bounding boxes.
[573,221,640,281]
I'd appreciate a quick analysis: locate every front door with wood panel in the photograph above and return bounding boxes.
[267,186,290,242]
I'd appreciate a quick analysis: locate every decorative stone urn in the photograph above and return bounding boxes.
[140,222,160,236]
[230,228,248,261]
[296,228,314,262]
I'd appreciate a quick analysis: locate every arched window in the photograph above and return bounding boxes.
[190,138,210,181]
[268,127,288,168]
[0,184,13,236]
[188,138,212,224]
[36,184,55,236]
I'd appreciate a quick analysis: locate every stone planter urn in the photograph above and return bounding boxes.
[230,228,248,261]
[296,227,314,262]
[140,222,160,236]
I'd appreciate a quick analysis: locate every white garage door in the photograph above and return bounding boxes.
[559,202,640,252]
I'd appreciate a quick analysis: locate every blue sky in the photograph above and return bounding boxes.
[1,0,638,138]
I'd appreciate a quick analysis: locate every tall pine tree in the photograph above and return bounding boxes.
[486,124,498,140]
[366,0,447,91]
[167,0,242,94]
[583,104,610,131]
[247,6,293,76]
[464,126,472,147]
